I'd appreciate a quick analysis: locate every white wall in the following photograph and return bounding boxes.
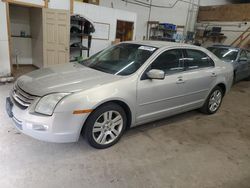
[10,5,33,65]
[0,2,11,77]
[49,0,70,10]
[99,0,231,41]
[10,5,31,36]
[74,2,137,56]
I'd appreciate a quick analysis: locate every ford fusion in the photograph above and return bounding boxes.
[6,41,233,149]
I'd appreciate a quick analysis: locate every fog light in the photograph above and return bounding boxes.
[32,124,48,131]
[26,122,48,131]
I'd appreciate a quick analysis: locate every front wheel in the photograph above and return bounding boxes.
[200,86,223,114]
[84,103,127,149]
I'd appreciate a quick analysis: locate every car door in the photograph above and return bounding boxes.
[181,49,217,107]
[136,49,187,124]
[236,50,249,80]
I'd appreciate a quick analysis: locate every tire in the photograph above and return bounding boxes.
[200,86,223,115]
[245,75,250,81]
[84,102,127,149]
[233,71,237,84]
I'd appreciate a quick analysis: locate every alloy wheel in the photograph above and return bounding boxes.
[208,90,222,112]
[92,110,123,145]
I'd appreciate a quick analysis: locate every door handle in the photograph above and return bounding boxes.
[176,76,185,84]
[211,72,217,77]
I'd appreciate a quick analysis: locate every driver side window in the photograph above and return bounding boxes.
[150,49,184,75]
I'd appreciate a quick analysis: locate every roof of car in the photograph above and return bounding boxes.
[124,40,197,49]
[208,45,243,51]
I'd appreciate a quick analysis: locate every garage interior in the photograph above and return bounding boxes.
[0,0,250,188]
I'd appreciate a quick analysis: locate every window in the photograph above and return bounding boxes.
[207,47,238,61]
[185,49,214,70]
[247,51,250,59]
[81,43,157,75]
[150,49,184,75]
[239,50,247,59]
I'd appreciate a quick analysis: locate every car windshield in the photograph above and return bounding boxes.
[207,47,239,61]
[80,43,158,75]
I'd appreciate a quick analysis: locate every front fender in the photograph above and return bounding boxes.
[54,77,137,125]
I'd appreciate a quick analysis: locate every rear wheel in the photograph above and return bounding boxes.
[245,75,250,81]
[84,103,127,149]
[200,86,223,114]
[233,71,237,84]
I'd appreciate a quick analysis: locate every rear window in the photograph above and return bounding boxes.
[207,47,238,61]
[184,49,214,70]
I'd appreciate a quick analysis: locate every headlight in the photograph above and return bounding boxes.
[35,93,70,116]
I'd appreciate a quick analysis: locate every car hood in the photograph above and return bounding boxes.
[17,63,122,96]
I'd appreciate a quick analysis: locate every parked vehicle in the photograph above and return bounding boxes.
[6,41,233,149]
[207,45,250,82]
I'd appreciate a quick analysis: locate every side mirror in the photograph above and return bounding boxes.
[146,69,165,80]
[239,57,248,62]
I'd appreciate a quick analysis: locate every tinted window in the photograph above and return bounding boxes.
[150,49,184,74]
[207,47,238,61]
[81,43,157,75]
[247,51,250,59]
[239,50,247,59]
[185,49,214,70]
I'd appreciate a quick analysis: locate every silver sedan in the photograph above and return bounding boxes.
[6,41,234,148]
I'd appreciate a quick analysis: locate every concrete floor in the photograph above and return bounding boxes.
[0,82,250,188]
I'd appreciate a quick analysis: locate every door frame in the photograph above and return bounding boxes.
[3,0,47,75]
[116,19,135,41]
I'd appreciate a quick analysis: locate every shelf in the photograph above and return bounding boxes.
[70,33,91,38]
[70,14,92,58]
[151,27,176,32]
[70,46,89,51]
[11,35,32,38]
[71,18,88,23]
[149,36,175,42]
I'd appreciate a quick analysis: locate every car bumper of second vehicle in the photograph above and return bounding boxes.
[6,97,88,143]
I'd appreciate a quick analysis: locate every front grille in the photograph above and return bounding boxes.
[11,83,37,109]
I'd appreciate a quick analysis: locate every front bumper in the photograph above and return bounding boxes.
[6,97,88,143]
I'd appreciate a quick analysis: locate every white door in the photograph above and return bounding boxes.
[43,8,69,67]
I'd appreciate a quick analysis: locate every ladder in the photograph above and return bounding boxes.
[231,26,250,49]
